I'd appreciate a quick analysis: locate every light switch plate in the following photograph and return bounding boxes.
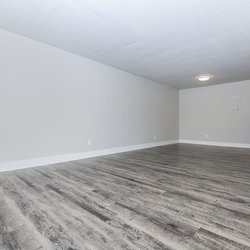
[232,97,240,111]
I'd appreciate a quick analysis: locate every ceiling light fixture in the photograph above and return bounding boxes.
[197,74,212,82]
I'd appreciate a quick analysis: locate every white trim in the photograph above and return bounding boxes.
[0,140,178,172]
[179,139,250,149]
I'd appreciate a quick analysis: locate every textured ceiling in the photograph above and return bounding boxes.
[0,0,250,89]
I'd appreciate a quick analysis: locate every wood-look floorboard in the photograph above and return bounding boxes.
[0,143,250,250]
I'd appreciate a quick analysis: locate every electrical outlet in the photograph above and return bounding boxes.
[205,134,209,139]
[87,140,92,146]
[153,135,156,140]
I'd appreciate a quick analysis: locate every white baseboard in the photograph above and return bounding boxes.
[0,140,178,172]
[179,139,250,149]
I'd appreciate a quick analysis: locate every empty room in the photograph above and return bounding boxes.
[0,1,250,250]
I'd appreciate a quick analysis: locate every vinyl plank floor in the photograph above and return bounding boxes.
[0,143,250,250]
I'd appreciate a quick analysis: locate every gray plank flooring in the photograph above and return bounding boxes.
[0,143,250,250]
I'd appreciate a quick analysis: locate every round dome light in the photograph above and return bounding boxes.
[197,74,212,81]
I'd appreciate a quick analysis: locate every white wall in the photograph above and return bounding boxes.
[0,28,179,164]
[179,80,250,145]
